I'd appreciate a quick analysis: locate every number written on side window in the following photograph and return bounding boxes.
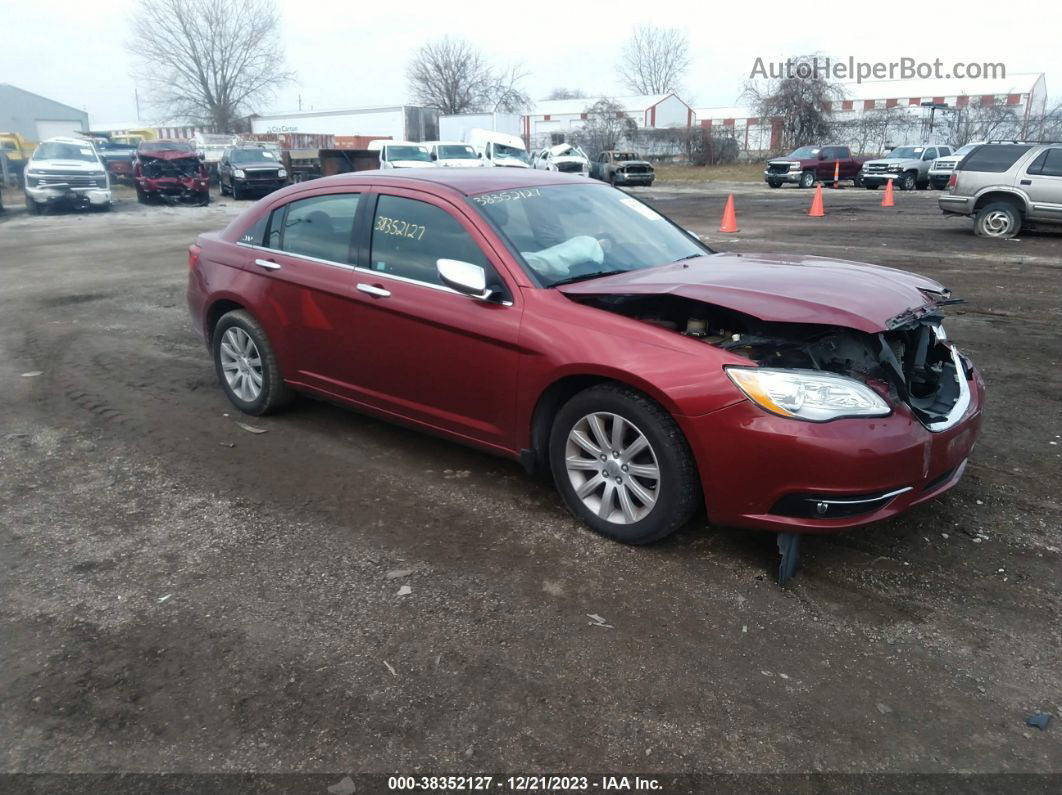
[370,195,490,286]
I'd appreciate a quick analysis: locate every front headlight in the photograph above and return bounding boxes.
[233,169,246,178]
[888,165,903,172]
[277,168,287,178]
[789,162,801,171]
[725,367,891,422]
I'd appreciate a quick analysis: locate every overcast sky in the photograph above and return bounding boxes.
[4,0,1058,125]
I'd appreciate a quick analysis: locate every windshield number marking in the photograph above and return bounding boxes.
[472,188,541,206]
[375,215,425,240]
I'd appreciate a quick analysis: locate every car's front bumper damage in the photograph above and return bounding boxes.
[26,184,111,208]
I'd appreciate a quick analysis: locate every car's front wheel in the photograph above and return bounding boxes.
[974,201,1022,239]
[767,179,782,188]
[799,170,815,189]
[549,384,699,544]
[898,171,917,191]
[212,310,293,415]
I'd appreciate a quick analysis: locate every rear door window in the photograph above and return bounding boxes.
[1027,148,1062,177]
[959,145,1033,173]
[369,195,490,286]
[277,194,360,264]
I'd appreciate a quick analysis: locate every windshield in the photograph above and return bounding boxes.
[33,142,100,162]
[386,145,430,162]
[491,143,529,163]
[470,184,710,287]
[887,147,923,159]
[615,152,637,161]
[787,146,820,158]
[231,148,278,164]
[438,144,477,159]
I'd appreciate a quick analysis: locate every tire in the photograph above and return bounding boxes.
[548,383,699,545]
[24,194,41,215]
[767,179,782,188]
[199,190,210,206]
[853,172,864,188]
[898,172,917,191]
[974,201,1022,239]
[220,179,229,196]
[136,185,148,204]
[212,310,293,415]
[864,183,879,190]
[799,170,815,189]
[232,181,242,200]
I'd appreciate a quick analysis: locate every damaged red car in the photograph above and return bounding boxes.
[187,170,984,580]
[134,140,209,206]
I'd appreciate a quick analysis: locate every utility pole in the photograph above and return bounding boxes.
[135,87,142,122]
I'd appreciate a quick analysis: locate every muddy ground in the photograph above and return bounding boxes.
[1,182,1060,784]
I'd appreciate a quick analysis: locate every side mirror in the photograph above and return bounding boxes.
[477,151,483,158]
[437,258,491,300]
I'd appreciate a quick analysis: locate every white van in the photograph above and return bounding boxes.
[366,140,435,169]
[425,141,485,168]
[465,129,530,168]
[24,136,111,214]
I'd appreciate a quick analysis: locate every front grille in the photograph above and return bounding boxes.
[622,165,652,175]
[767,162,791,174]
[865,164,890,173]
[242,168,280,180]
[932,161,955,171]
[36,173,106,188]
[556,162,583,173]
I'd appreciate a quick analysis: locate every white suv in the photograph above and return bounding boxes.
[24,136,111,214]
[928,142,983,189]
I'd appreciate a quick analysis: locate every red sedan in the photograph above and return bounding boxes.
[187,169,983,580]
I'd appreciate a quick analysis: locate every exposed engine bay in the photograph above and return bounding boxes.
[140,156,202,179]
[571,293,971,429]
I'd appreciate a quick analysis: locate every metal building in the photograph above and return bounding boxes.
[0,83,88,141]
[248,105,438,142]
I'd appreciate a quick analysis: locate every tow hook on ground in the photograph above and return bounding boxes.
[777,532,801,585]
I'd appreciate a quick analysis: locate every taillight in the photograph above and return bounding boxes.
[188,244,201,270]
[948,173,958,189]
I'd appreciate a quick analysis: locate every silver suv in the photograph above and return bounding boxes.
[938,143,1062,238]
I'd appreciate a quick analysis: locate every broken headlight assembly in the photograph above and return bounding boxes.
[725,367,891,422]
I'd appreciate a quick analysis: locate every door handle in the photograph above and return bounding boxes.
[357,283,391,298]
[254,258,280,270]
[1020,179,1032,185]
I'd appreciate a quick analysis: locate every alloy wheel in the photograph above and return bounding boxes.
[981,210,1014,237]
[565,412,660,524]
[219,327,263,402]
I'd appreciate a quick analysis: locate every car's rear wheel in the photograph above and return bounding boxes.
[799,170,815,189]
[212,310,293,415]
[974,201,1022,239]
[549,384,699,544]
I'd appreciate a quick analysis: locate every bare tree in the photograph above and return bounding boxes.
[570,98,637,157]
[944,103,1023,146]
[546,88,588,101]
[743,54,842,149]
[128,0,293,131]
[617,25,691,95]
[406,37,530,115]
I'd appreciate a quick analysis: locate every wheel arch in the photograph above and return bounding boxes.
[973,190,1028,215]
[523,371,688,475]
[204,297,247,344]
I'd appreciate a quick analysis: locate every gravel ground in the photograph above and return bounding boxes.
[1,183,1060,786]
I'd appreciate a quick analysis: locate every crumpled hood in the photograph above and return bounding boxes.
[557,252,948,334]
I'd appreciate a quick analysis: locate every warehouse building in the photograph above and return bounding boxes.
[696,72,1049,155]
[248,105,438,142]
[524,93,694,148]
[0,83,88,141]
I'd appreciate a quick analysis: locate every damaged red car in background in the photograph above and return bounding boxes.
[186,170,984,583]
[134,140,209,206]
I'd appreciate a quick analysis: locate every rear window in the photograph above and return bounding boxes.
[958,145,1032,173]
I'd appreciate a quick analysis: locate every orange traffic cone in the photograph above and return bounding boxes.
[808,184,825,217]
[882,178,895,207]
[719,193,738,233]
[832,159,841,188]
